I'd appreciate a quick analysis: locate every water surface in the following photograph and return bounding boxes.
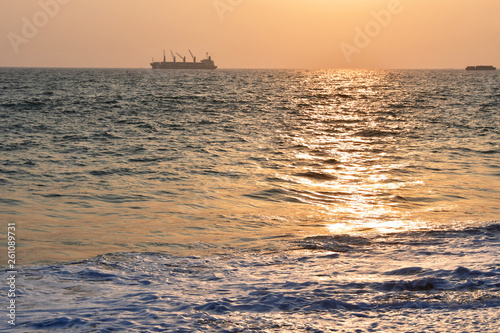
[0,68,498,332]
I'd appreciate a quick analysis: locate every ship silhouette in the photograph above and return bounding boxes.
[151,50,217,70]
[465,65,496,71]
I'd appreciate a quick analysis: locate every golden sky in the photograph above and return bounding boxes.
[1,0,499,69]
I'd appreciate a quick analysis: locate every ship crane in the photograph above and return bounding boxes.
[170,50,176,62]
[188,49,196,63]
[176,52,186,63]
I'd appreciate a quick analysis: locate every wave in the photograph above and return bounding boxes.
[10,222,499,332]
[293,171,337,181]
[245,187,355,205]
[355,129,399,138]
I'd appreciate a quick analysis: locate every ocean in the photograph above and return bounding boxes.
[0,68,499,332]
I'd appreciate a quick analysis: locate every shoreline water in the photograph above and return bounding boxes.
[3,218,498,268]
[4,221,499,332]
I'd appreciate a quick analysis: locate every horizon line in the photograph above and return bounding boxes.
[0,66,487,71]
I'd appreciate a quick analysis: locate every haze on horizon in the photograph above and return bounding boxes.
[1,0,499,69]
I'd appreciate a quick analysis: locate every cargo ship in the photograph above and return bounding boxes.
[465,65,496,71]
[151,50,217,70]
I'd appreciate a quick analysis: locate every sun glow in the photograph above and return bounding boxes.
[1,1,498,68]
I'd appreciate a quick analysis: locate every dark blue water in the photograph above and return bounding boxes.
[0,68,499,331]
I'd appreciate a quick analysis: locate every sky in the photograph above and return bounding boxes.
[1,0,499,69]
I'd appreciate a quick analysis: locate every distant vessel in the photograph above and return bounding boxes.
[465,65,496,71]
[151,50,217,70]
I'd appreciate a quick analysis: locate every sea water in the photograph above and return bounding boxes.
[0,68,498,331]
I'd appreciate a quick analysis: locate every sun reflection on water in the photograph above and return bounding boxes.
[269,69,488,237]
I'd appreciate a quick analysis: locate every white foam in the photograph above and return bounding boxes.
[7,223,500,332]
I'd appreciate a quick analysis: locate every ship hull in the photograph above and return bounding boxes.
[151,62,217,70]
[465,66,496,71]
